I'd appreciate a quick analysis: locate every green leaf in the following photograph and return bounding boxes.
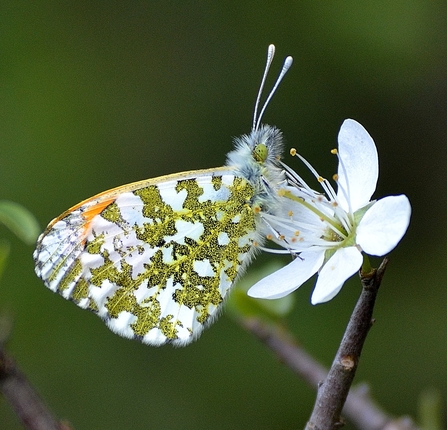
[228,261,295,322]
[0,200,40,245]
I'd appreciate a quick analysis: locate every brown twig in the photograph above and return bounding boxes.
[238,257,419,430]
[0,346,69,430]
[305,258,389,429]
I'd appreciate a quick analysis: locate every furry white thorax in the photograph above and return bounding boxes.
[225,124,286,215]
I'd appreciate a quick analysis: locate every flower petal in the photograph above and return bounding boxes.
[337,119,379,212]
[311,247,363,304]
[247,250,324,299]
[356,194,411,256]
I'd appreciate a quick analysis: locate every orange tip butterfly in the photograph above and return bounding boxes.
[34,45,293,346]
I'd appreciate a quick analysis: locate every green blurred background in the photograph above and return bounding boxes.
[1,2,446,429]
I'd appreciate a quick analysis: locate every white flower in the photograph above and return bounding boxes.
[248,119,411,305]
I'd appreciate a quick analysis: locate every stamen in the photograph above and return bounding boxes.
[278,189,348,240]
[288,151,340,204]
[280,161,316,195]
[285,148,355,233]
[271,145,360,252]
[324,221,348,241]
[256,245,292,255]
[260,212,319,239]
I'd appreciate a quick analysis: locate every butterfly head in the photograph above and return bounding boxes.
[224,124,285,221]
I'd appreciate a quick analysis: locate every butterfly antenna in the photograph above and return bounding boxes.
[252,44,276,132]
[254,49,293,132]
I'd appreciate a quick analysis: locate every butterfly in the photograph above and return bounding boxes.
[33,45,294,346]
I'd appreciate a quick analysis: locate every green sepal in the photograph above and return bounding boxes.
[354,200,375,224]
[361,254,372,274]
[0,200,40,245]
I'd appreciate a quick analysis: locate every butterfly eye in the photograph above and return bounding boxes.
[252,143,268,162]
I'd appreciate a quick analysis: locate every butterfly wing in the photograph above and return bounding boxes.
[34,168,259,346]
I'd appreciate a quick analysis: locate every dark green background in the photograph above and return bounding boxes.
[1,2,446,429]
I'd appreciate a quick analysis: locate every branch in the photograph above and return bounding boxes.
[238,258,419,430]
[305,258,389,429]
[0,345,69,430]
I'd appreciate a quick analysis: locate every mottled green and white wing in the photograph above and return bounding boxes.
[34,169,258,346]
